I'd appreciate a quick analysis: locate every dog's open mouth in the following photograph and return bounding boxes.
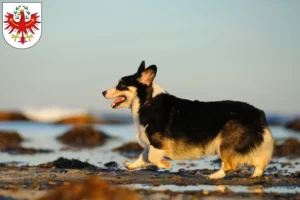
[111,96,126,108]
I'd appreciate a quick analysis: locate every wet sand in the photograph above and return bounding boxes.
[0,158,299,200]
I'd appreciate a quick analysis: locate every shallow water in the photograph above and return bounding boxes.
[126,184,300,194]
[0,122,299,193]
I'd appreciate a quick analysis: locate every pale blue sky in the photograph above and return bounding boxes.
[1,0,300,114]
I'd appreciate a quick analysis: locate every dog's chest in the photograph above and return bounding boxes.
[134,117,150,147]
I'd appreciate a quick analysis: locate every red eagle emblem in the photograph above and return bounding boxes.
[4,7,40,44]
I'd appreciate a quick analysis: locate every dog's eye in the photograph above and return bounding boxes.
[117,83,127,90]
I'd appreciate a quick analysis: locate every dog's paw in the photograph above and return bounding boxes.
[124,160,146,170]
[207,170,226,180]
[154,160,172,169]
[124,161,134,170]
[161,160,172,169]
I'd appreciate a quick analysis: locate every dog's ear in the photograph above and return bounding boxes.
[138,65,157,86]
[137,61,146,74]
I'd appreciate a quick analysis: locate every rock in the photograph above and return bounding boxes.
[39,157,98,170]
[0,131,23,150]
[152,182,160,187]
[1,146,53,155]
[55,114,131,125]
[189,163,197,167]
[177,162,187,166]
[285,119,300,131]
[57,125,110,147]
[55,115,97,125]
[37,176,141,200]
[273,138,300,158]
[210,158,222,166]
[0,111,30,121]
[112,142,143,158]
[0,130,52,155]
[104,161,119,168]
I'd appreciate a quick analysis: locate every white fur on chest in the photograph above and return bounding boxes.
[131,98,150,147]
[131,83,166,148]
[135,120,150,148]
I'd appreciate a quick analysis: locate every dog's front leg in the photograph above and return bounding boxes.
[124,145,172,169]
[124,148,148,170]
[147,145,172,169]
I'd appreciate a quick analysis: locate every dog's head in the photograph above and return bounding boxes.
[102,61,157,109]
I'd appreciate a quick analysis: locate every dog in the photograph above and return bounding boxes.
[102,61,274,179]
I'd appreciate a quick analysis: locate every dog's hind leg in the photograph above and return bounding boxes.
[208,155,238,179]
[251,150,271,177]
[207,161,227,179]
[251,128,273,178]
[251,159,265,178]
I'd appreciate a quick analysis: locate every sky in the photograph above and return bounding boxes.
[1,0,300,114]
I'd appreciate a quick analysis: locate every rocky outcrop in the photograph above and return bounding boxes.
[57,125,110,147]
[0,111,30,121]
[37,176,141,200]
[112,142,143,158]
[273,138,300,158]
[0,130,52,154]
[0,131,23,149]
[285,119,300,132]
[55,115,97,125]
[39,157,98,170]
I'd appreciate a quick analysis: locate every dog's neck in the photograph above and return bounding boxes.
[131,83,166,118]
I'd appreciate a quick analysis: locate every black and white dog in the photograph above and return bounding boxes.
[102,61,273,179]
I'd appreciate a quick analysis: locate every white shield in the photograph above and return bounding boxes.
[2,2,42,49]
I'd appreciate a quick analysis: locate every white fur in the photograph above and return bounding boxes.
[152,83,166,97]
[208,169,226,179]
[125,145,171,169]
[238,128,273,169]
[125,149,147,169]
[208,161,227,179]
[136,124,150,147]
[131,83,166,148]
[252,168,264,177]
[147,145,170,168]
[131,97,150,147]
[249,128,273,177]
[131,97,140,117]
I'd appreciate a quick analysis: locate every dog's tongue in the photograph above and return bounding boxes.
[111,97,124,107]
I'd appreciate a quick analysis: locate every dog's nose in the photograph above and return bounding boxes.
[102,91,107,97]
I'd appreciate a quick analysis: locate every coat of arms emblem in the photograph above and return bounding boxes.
[2,3,42,49]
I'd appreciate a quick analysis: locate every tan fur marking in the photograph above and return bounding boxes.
[160,136,222,160]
